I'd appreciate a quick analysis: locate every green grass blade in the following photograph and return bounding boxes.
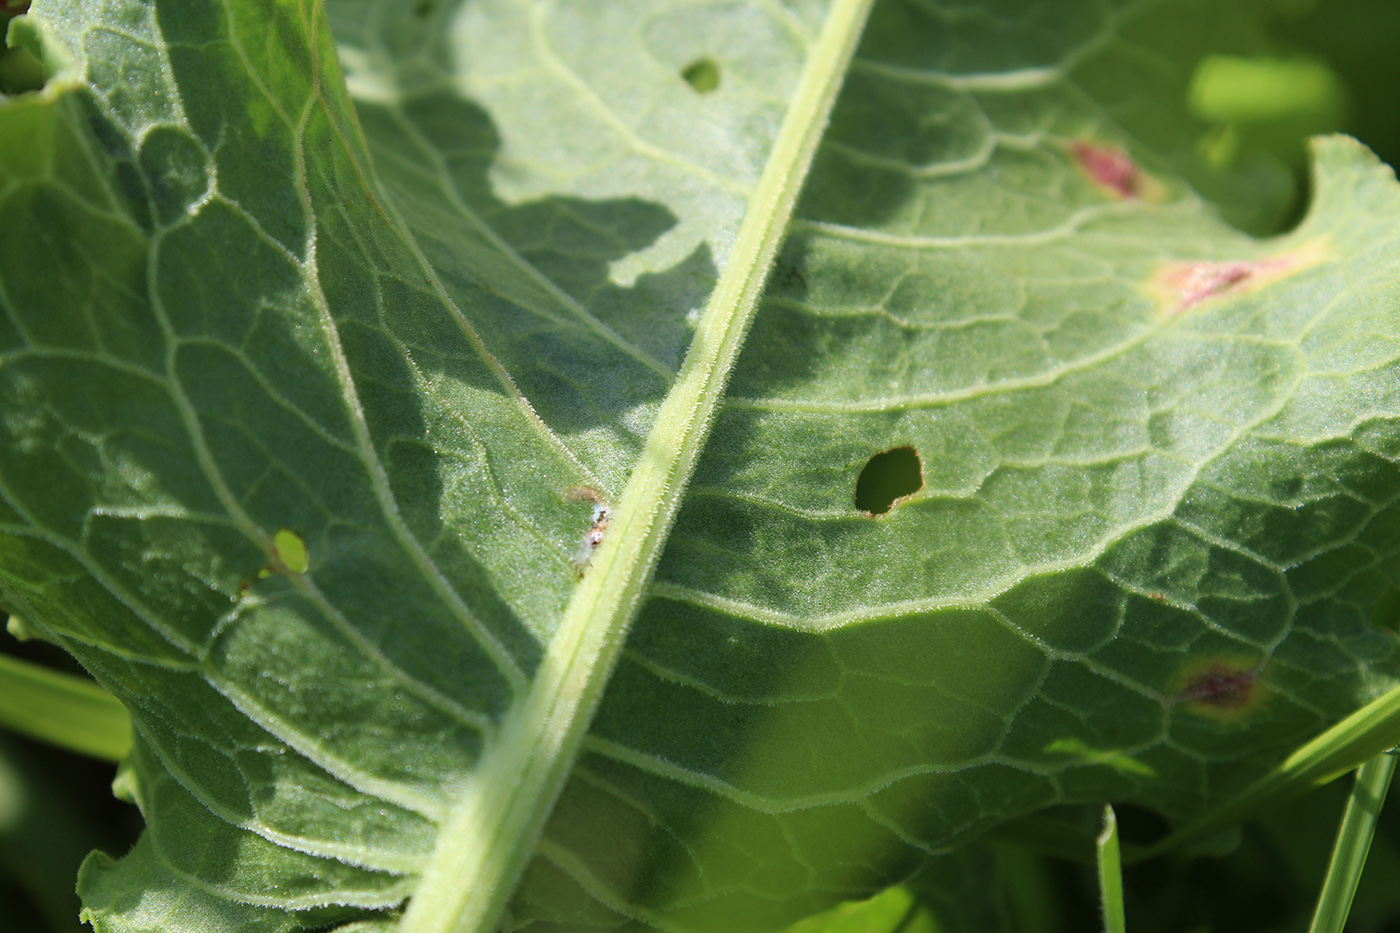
[1307,754,1399,933]
[0,652,131,762]
[1097,805,1126,933]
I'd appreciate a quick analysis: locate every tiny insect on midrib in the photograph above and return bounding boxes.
[566,487,611,576]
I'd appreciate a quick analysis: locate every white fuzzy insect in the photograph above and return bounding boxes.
[567,487,611,576]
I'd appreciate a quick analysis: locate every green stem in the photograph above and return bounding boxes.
[0,650,131,762]
[1096,805,1126,933]
[1307,755,1398,933]
[395,2,875,931]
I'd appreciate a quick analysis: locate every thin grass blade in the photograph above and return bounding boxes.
[0,652,131,761]
[1307,754,1399,933]
[1097,804,1126,933]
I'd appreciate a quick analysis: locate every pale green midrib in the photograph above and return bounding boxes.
[395,2,876,932]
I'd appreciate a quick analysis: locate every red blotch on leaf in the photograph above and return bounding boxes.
[1071,140,1140,199]
[1162,259,1285,311]
[1178,665,1258,710]
[1153,241,1326,315]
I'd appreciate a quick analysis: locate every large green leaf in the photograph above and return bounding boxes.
[2,1,1399,932]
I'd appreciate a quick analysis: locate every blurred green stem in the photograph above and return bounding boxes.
[0,653,130,762]
[1307,754,1398,933]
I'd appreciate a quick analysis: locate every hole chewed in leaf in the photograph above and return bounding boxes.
[681,58,721,94]
[1069,140,1165,201]
[1173,661,1264,719]
[855,447,924,515]
[1152,239,1327,314]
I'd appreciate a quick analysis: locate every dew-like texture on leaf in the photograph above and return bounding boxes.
[1,1,1399,932]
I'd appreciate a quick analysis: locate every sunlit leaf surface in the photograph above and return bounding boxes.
[1,1,1398,931]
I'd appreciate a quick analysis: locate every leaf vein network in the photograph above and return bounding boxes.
[294,213,530,693]
[368,100,676,380]
[131,729,433,874]
[529,0,751,196]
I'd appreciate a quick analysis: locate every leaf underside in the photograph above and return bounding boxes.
[1,1,1399,932]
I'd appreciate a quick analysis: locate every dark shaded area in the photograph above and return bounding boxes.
[1271,0,1400,171]
[981,789,1400,933]
[1111,792,1345,933]
[854,446,924,515]
[0,616,142,933]
[0,4,41,96]
[352,85,712,440]
[1186,1,1400,235]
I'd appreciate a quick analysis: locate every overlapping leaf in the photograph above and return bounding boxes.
[1,1,1399,932]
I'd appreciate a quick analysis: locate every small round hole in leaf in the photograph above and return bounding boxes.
[855,447,923,515]
[681,58,720,94]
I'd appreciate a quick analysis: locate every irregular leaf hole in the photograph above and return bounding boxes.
[855,447,923,515]
[681,58,720,94]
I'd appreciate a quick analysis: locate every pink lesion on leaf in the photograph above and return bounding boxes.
[1153,240,1328,314]
[1070,140,1165,201]
[1180,665,1257,708]
[1169,260,1276,309]
[1170,660,1266,719]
